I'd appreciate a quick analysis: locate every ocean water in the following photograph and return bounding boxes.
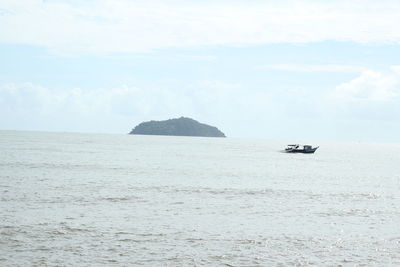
[1,130,400,266]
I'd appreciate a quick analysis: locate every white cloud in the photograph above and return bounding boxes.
[322,66,400,124]
[1,0,400,54]
[260,64,366,73]
[2,77,399,139]
[0,81,275,134]
[0,82,181,117]
[331,66,400,101]
[0,82,159,132]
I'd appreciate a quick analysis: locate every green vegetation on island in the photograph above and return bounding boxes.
[129,117,226,137]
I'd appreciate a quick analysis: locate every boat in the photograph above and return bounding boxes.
[285,144,319,153]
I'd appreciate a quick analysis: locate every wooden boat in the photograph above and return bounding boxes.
[285,144,319,153]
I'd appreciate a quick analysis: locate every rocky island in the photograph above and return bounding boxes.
[129,117,226,137]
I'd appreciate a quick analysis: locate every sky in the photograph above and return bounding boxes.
[1,0,400,141]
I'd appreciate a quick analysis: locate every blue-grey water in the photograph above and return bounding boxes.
[1,131,400,266]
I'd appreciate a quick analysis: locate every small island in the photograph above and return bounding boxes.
[129,117,226,137]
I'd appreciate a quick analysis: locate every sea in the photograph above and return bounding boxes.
[1,130,400,266]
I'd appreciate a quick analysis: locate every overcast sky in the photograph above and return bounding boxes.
[1,0,400,141]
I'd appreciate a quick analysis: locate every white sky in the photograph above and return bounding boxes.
[1,0,400,53]
[1,0,400,141]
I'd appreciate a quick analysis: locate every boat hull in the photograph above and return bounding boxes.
[285,149,317,154]
[285,146,319,153]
